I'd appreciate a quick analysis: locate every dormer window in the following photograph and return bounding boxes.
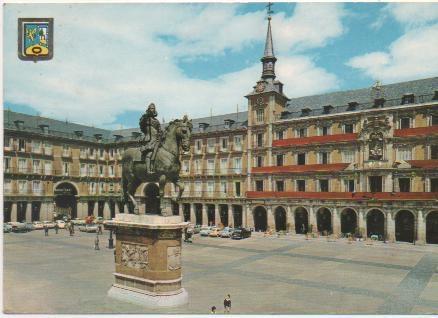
[347,102,358,111]
[14,120,24,130]
[401,93,414,105]
[433,90,438,100]
[39,124,49,134]
[301,108,311,117]
[374,98,385,108]
[94,133,103,142]
[199,123,209,133]
[131,132,141,139]
[323,105,333,114]
[74,130,83,138]
[113,134,123,141]
[224,119,235,129]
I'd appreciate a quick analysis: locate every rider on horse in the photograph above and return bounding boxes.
[139,103,162,173]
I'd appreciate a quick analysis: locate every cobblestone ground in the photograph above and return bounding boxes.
[3,229,438,314]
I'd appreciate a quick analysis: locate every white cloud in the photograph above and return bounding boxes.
[4,3,344,127]
[348,16,438,84]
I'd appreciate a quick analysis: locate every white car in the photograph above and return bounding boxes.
[55,220,66,229]
[78,224,98,233]
[199,226,212,237]
[71,218,86,225]
[32,221,44,230]
[43,221,55,229]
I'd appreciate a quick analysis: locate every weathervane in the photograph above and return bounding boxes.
[266,2,274,19]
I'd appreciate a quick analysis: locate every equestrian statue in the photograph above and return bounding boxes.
[121,103,192,215]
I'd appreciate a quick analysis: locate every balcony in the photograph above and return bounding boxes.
[407,160,438,169]
[62,149,71,158]
[252,163,349,174]
[273,133,357,148]
[394,125,438,138]
[44,148,53,156]
[32,147,42,154]
[80,152,87,159]
[246,191,438,200]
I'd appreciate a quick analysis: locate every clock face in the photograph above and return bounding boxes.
[256,82,265,92]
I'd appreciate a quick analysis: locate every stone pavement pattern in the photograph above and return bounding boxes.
[3,230,438,314]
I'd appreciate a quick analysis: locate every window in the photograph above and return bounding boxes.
[194,160,201,174]
[18,159,27,173]
[89,148,95,156]
[319,179,329,192]
[81,164,87,177]
[32,181,41,194]
[4,137,11,148]
[4,157,11,172]
[276,130,284,140]
[195,181,202,197]
[344,179,355,192]
[63,145,70,156]
[234,136,242,151]
[44,142,52,155]
[276,154,284,166]
[297,180,306,192]
[431,145,438,160]
[80,147,87,158]
[89,182,96,194]
[207,159,215,175]
[207,181,214,197]
[100,183,105,193]
[182,160,189,173]
[110,166,115,177]
[401,94,414,104]
[63,162,69,176]
[32,160,40,174]
[276,180,284,192]
[297,128,307,138]
[44,161,52,175]
[320,126,330,136]
[4,180,12,193]
[399,178,410,192]
[220,181,227,197]
[398,147,412,161]
[257,133,263,147]
[88,164,94,176]
[369,176,382,192]
[99,149,105,158]
[319,152,329,164]
[18,180,27,193]
[235,182,241,197]
[109,149,114,158]
[400,117,411,129]
[32,140,42,153]
[18,139,26,151]
[255,156,263,168]
[297,153,306,165]
[99,165,104,177]
[109,183,114,193]
[221,138,228,150]
[195,140,202,153]
[342,150,355,163]
[344,123,354,134]
[432,115,438,126]
[255,180,264,191]
[233,157,242,174]
[431,178,438,192]
[207,138,215,153]
[256,109,264,123]
[220,158,228,174]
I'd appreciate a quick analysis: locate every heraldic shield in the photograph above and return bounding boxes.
[18,18,53,61]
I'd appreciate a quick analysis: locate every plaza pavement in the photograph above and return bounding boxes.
[3,229,438,314]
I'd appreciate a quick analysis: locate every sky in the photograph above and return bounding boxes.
[3,2,438,130]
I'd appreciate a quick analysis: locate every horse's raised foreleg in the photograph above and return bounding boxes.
[128,178,141,214]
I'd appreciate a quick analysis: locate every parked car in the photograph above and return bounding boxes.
[32,221,44,230]
[193,225,201,234]
[24,223,35,231]
[71,218,86,225]
[55,220,66,229]
[209,228,221,237]
[231,228,251,240]
[8,222,27,233]
[43,221,55,229]
[95,216,104,224]
[3,223,12,233]
[199,226,212,237]
[220,227,234,238]
[78,224,98,233]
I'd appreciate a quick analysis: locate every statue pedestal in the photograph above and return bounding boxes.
[104,214,189,308]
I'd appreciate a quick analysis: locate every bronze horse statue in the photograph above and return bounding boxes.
[121,118,192,214]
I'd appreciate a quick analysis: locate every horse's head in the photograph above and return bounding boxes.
[166,117,192,153]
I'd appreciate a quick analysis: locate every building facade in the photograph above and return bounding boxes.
[3,17,438,244]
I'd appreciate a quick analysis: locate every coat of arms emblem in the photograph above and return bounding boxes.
[18,18,53,61]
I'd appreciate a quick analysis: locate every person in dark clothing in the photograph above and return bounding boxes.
[210,306,216,314]
[223,294,231,313]
[54,223,59,234]
[44,225,49,236]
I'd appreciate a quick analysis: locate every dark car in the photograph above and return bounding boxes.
[231,228,251,240]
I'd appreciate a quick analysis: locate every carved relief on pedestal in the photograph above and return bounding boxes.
[167,246,181,271]
[121,242,149,270]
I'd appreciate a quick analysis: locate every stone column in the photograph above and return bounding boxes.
[332,207,340,236]
[416,211,426,245]
[214,204,220,227]
[11,202,17,222]
[103,201,111,219]
[77,201,87,219]
[114,202,120,214]
[228,204,234,228]
[202,204,208,226]
[358,209,366,238]
[93,201,98,216]
[287,206,295,234]
[190,204,196,224]
[245,204,253,228]
[24,202,32,222]
[309,206,317,233]
[45,202,54,221]
[386,211,395,242]
[178,204,183,216]
[267,206,275,231]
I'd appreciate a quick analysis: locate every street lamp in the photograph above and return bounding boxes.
[108,230,114,249]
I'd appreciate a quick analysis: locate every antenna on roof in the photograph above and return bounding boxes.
[236,104,239,122]
[210,107,213,125]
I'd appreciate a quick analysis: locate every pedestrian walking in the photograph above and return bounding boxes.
[54,223,59,234]
[210,306,216,314]
[44,225,49,236]
[98,224,103,235]
[94,233,100,250]
[71,223,75,234]
[223,294,231,313]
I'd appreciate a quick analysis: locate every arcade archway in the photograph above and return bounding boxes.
[395,210,415,243]
[317,207,332,235]
[295,207,308,234]
[4,202,12,222]
[275,206,287,232]
[54,182,77,219]
[31,202,41,222]
[144,183,160,214]
[183,203,190,222]
[367,209,385,239]
[194,203,203,225]
[341,208,357,235]
[232,205,242,228]
[253,206,267,232]
[207,205,215,226]
[426,211,438,244]
[220,205,229,227]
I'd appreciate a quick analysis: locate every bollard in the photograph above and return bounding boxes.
[94,233,100,250]
[108,230,114,249]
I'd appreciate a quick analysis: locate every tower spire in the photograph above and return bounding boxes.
[261,3,277,81]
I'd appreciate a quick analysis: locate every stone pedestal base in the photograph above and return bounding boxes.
[105,214,189,308]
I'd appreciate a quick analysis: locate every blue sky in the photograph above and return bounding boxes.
[3,3,438,129]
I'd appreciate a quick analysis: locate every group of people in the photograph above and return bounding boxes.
[211,294,232,314]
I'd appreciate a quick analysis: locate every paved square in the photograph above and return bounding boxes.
[3,230,438,314]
